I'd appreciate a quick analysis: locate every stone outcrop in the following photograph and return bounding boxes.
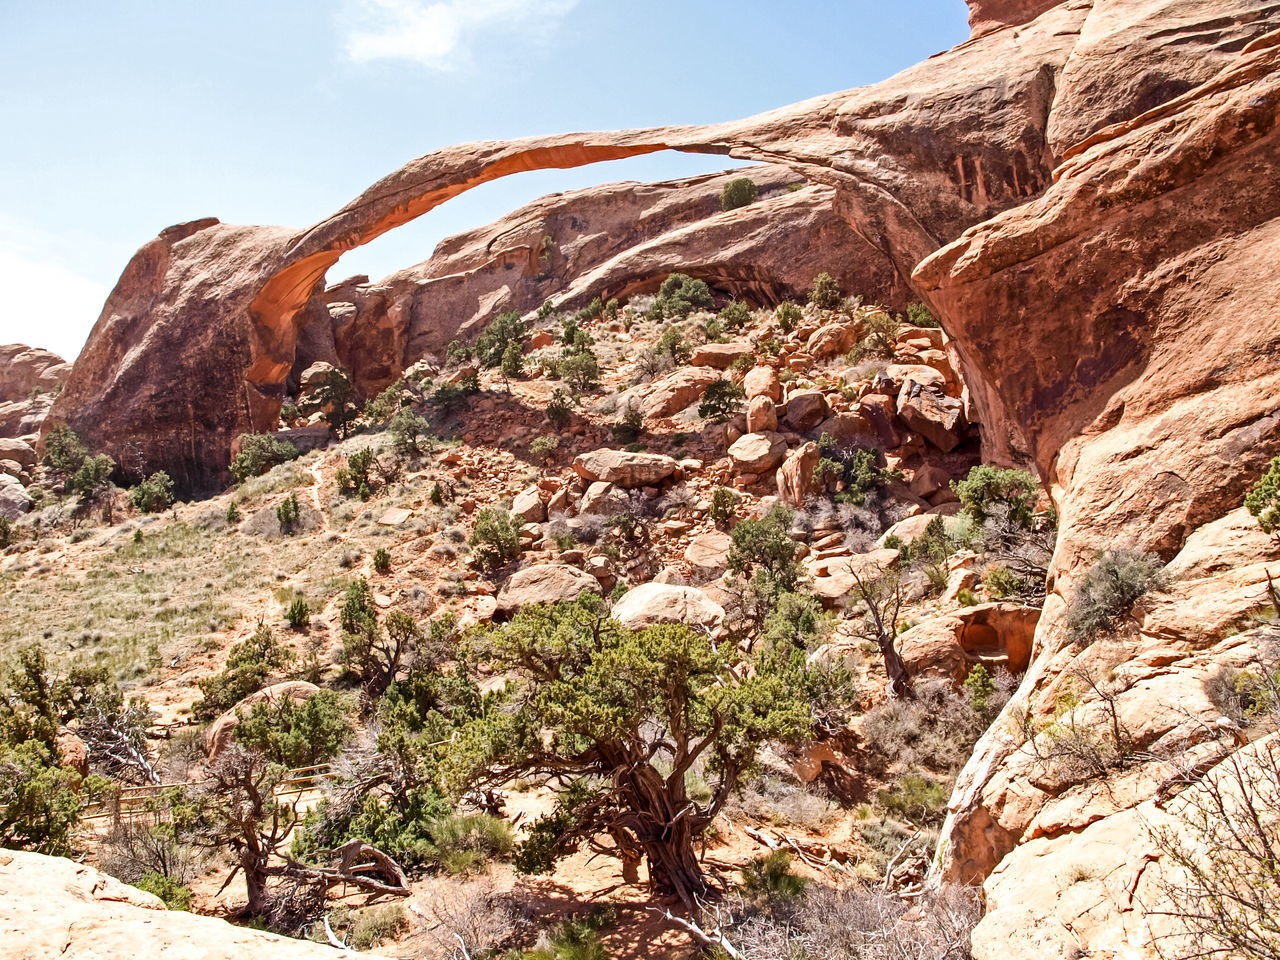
[494,563,601,616]
[573,449,679,488]
[897,603,1039,683]
[639,368,719,420]
[776,441,821,507]
[0,849,383,959]
[611,583,725,633]
[0,344,70,440]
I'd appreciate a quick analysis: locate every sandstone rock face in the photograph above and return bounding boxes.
[746,395,777,433]
[897,603,1039,683]
[640,367,719,419]
[494,563,601,616]
[611,583,725,633]
[573,449,679,488]
[0,344,71,401]
[728,431,787,475]
[0,849,383,959]
[776,441,821,507]
[204,681,320,760]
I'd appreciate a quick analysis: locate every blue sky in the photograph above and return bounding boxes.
[0,1,968,360]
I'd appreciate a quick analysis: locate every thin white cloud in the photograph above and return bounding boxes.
[341,0,580,69]
[0,216,107,362]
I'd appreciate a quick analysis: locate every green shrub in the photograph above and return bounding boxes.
[129,471,174,513]
[432,375,480,411]
[305,367,361,438]
[808,272,842,310]
[953,465,1039,526]
[134,872,193,911]
[373,547,392,574]
[42,424,88,484]
[195,622,294,719]
[389,406,432,457]
[470,509,520,570]
[710,486,740,528]
[285,597,310,630]
[728,505,801,593]
[345,904,408,951]
[656,325,691,364]
[730,352,755,376]
[340,578,377,634]
[984,564,1024,599]
[611,409,644,445]
[276,492,301,534]
[0,517,14,548]
[721,177,759,212]
[776,301,802,334]
[719,300,752,330]
[529,435,560,460]
[1245,455,1280,541]
[234,689,352,768]
[905,302,940,328]
[71,454,115,498]
[546,389,572,428]
[698,378,745,423]
[363,378,406,425]
[476,311,527,369]
[1067,548,1167,643]
[0,741,84,856]
[877,772,948,825]
[225,501,242,524]
[423,812,514,875]
[230,433,299,484]
[559,349,600,392]
[741,849,808,900]
[650,273,712,321]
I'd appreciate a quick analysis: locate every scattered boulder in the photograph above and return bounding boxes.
[784,391,829,433]
[728,432,787,475]
[776,441,821,507]
[0,474,32,520]
[494,563,601,616]
[611,583,725,632]
[896,379,965,452]
[511,484,547,523]
[897,603,1040,683]
[573,449,679,488]
[684,530,732,581]
[809,549,900,608]
[691,342,754,369]
[807,321,860,359]
[909,462,953,499]
[743,366,781,402]
[746,395,778,433]
[578,481,631,516]
[205,681,320,761]
[0,438,36,470]
[640,367,719,419]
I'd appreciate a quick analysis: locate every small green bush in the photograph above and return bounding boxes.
[476,311,527,369]
[776,301,802,334]
[230,433,299,484]
[953,465,1039,526]
[234,688,352,768]
[719,300,752,330]
[71,453,115,498]
[649,273,712,321]
[546,389,572,428]
[1067,548,1167,643]
[470,509,520,570]
[710,486,740,528]
[225,501,242,524]
[345,904,408,951]
[42,424,88,484]
[134,872,193,911]
[390,406,432,457]
[276,492,301,534]
[877,772,948,825]
[195,622,294,718]
[559,350,600,392]
[808,272,843,310]
[1245,455,1280,541]
[529,435,560,460]
[721,177,759,212]
[611,408,645,445]
[286,597,310,630]
[373,547,392,574]
[741,849,808,900]
[698,378,745,423]
[905,302,940,328]
[657,325,691,364]
[363,378,406,425]
[984,564,1024,599]
[129,471,174,513]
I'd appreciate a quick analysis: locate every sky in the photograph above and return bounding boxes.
[0,1,969,361]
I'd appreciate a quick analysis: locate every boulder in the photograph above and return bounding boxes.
[809,549,900,608]
[494,563,600,616]
[0,474,31,520]
[511,484,547,523]
[573,449,679,488]
[611,583,725,632]
[909,462,953,499]
[0,438,36,469]
[578,480,630,516]
[0,344,70,403]
[684,530,732,581]
[776,441,821,507]
[0,460,25,482]
[0,848,385,958]
[691,342,754,369]
[205,681,320,761]
[728,432,787,475]
[812,411,882,450]
[746,395,778,433]
[807,321,860,359]
[897,603,1041,683]
[784,390,829,433]
[743,366,781,402]
[641,367,719,419]
[896,380,965,452]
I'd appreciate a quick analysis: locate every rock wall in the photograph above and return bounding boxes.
[0,343,70,439]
